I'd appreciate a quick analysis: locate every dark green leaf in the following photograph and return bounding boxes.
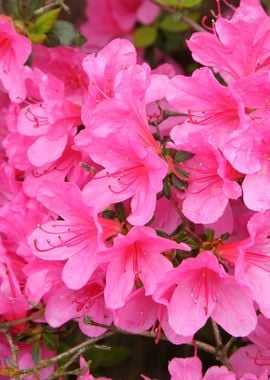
[163,177,172,199]
[156,229,169,238]
[159,13,189,32]
[2,0,21,18]
[115,203,126,222]
[24,0,44,20]
[43,333,59,351]
[220,232,230,241]
[133,26,157,48]
[50,20,86,46]
[174,150,195,162]
[32,341,41,364]
[102,210,116,220]
[175,167,189,179]
[203,228,215,242]
[44,30,61,47]
[85,346,130,370]
[171,174,188,191]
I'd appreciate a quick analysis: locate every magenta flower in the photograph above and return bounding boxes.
[28,182,105,290]
[230,212,270,317]
[82,131,167,226]
[171,139,241,224]
[169,356,236,380]
[0,17,31,102]
[154,251,257,337]
[98,226,189,309]
[167,67,247,150]
[187,0,270,82]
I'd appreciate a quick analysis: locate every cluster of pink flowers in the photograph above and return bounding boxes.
[1,0,270,378]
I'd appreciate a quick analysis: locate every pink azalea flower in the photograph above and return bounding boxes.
[0,17,31,102]
[154,251,257,337]
[114,287,192,345]
[230,344,270,379]
[77,356,111,380]
[81,38,137,119]
[167,67,247,150]
[44,268,113,338]
[28,182,107,290]
[16,69,81,168]
[0,240,29,322]
[81,131,167,226]
[98,226,189,309]
[187,0,270,82]
[223,212,270,317]
[32,45,88,103]
[80,0,159,51]
[168,356,235,380]
[77,62,162,154]
[0,334,55,380]
[172,139,241,224]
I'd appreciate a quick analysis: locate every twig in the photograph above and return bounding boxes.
[0,313,43,331]
[3,329,20,380]
[151,0,205,32]
[17,332,114,377]
[83,318,217,355]
[33,0,69,16]
[211,319,223,347]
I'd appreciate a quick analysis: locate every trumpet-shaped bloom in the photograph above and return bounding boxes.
[98,226,190,309]
[28,182,105,290]
[154,251,256,337]
[82,131,167,226]
[0,17,31,102]
[187,0,270,82]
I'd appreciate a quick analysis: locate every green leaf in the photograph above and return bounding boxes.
[159,14,189,32]
[174,150,195,162]
[43,333,59,351]
[24,0,44,20]
[2,0,21,18]
[50,20,86,46]
[133,26,157,48]
[29,7,60,34]
[155,0,182,6]
[156,229,169,238]
[220,232,230,241]
[203,228,215,242]
[44,31,61,47]
[171,174,188,191]
[28,32,47,43]
[115,203,126,222]
[32,341,41,364]
[181,0,202,7]
[163,177,172,199]
[85,346,130,370]
[102,210,116,220]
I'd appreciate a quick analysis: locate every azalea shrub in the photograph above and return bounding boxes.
[1,0,270,378]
